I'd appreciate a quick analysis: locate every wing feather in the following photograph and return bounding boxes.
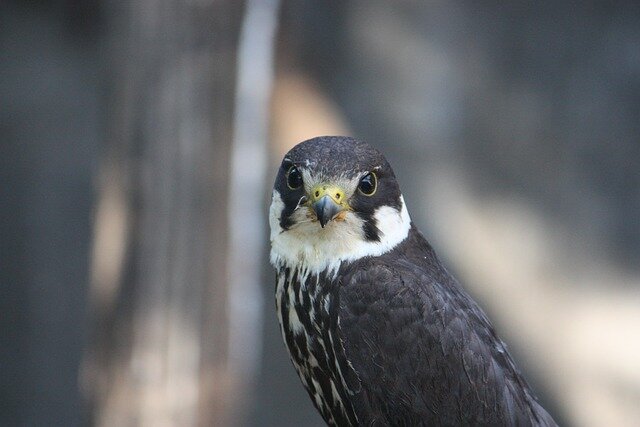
[336,260,556,426]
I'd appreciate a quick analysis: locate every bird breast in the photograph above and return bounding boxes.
[275,267,357,426]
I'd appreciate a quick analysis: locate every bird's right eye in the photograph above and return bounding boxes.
[287,166,303,190]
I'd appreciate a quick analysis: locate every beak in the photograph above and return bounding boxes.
[309,184,349,228]
[313,196,342,228]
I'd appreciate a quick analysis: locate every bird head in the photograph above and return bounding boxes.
[269,136,412,275]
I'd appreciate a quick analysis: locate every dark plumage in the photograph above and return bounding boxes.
[269,136,557,426]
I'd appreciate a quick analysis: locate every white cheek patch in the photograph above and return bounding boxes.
[269,190,287,241]
[269,190,412,277]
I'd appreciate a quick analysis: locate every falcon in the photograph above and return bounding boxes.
[269,136,557,426]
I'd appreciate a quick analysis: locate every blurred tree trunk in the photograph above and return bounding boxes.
[84,1,244,426]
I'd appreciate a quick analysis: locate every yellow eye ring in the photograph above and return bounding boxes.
[358,172,377,196]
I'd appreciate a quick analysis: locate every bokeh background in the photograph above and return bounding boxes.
[2,1,640,426]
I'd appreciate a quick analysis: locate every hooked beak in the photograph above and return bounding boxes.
[313,196,342,228]
[309,184,349,228]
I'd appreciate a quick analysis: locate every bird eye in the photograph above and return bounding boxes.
[358,172,377,196]
[287,166,303,190]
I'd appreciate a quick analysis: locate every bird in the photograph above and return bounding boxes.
[269,136,557,426]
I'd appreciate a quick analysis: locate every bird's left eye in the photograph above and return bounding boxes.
[287,166,303,190]
[358,172,377,196]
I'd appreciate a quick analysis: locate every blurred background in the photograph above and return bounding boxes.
[2,1,640,426]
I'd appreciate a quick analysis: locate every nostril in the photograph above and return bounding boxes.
[315,191,320,197]
[336,193,341,199]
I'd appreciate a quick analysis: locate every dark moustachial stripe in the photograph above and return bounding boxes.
[274,159,305,231]
[357,212,381,242]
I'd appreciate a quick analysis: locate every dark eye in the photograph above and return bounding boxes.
[287,166,303,190]
[358,172,377,196]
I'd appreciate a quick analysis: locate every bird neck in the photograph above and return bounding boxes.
[270,195,412,278]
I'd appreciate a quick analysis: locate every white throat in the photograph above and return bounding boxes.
[269,190,412,278]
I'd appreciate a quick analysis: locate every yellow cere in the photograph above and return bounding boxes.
[309,184,351,209]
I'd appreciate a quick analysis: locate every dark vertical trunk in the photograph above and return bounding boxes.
[85,1,244,425]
